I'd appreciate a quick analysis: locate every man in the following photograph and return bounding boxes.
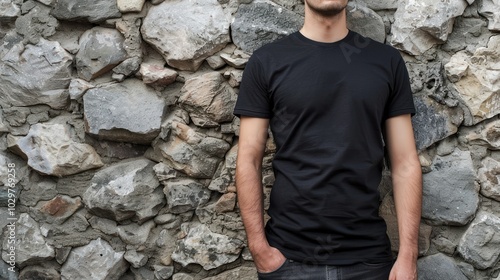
[233,0,422,279]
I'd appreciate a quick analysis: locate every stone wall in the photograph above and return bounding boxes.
[0,0,499,279]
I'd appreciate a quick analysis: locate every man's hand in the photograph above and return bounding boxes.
[251,243,287,273]
[388,256,417,280]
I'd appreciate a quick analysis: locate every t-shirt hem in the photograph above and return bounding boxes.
[233,108,271,119]
[267,239,393,266]
[385,108,416,119]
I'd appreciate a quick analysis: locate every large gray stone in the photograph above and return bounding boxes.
[163,178,211,214]
[346,1,386,43]
[178,72,237,127]
[76,27,128,81]
[171,223,244,270]
[445,36,500,125]
[412,95,463,151]
[0,0,20,20]
[83,158,165,223]
[141,0,231,71]
[14,122,103,177]
[0,39,72,109]
[60,238,128,280]
[155,122,230,178]
[458,212,500,269]
[50,0,121,23]
[417,253,468,280]
[83,79,166,144]
[478,157,500,202]
[479,0,500,31]
[14,3,58,45]
[231,0,303,53]
[391,0,472,55]
[2,213,55,267]
[422,150,479,225]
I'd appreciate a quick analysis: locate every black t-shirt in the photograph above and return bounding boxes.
[234,30,415,265]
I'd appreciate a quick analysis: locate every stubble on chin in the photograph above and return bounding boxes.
[305,0,348,17]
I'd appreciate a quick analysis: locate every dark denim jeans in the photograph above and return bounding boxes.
[257,259,393,280]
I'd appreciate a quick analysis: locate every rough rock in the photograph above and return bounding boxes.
[83,158,165,222]
[124,250,148,268]
[115,16,143,59]
[206,55,226,69]
[356,0,398,10]
[50,0,121,23]
[346,1,386,43]
[172,273,194,280]
[178,72,237,127]
[196,202,245,239]
[204,267,258,280]
[18,264,60,280]
[379,194,432,255]
[13,122,103,176]
[458,212,500,269]
[68,79,94,100]
[0,258,18,280]
[220,53,248,69]
[479,0,500,31]
[478,157,500,201]
[141,0,231,71]
[0,0,20,20]
[153,265,174,280]
[214,192,237,213]
[412,95,463,151]
[231,0,303,53]
[31,195,83,224]
[422,150,479,225]
[83,79,166,144]
[76,27,128,81]
[445,36,500,125]
[459,117,500,149]
[139,62,178,88]
[117,0,145,13]
[117,220,155,245]
[60,238,129,280]
[171,224,244,270]
[163,178,211,214]
[2,213,55,267]
[0,39,72,109]
[155,122,231,178]
[442,17,491,54]
[417,253,468,280]
[15,3,58,44]
[391,0,472,55]
[209,144,237,193]
[113,57,141,77]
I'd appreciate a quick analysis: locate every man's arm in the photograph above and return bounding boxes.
[236,116,286,273]
[385,114,422,280]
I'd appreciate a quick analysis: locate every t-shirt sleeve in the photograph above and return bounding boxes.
[233,54,272,119]
[384,53,416,119]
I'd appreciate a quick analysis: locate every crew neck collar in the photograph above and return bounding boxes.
[293,30,354,47]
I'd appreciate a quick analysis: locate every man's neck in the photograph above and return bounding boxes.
[299,7,349,43]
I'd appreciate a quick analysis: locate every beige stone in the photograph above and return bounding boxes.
[117,0,146,12]
[445,36,500,125]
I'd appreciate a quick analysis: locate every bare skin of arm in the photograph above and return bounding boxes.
[236,116,286,273]
[385,114,423,280]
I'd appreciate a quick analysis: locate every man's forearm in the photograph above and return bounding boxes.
[391,158,422,260]
[235,161,268,251]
